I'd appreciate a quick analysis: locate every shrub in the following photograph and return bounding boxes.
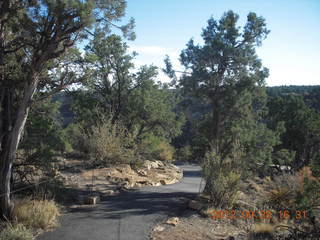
[263,168,320,236]
[81,118,137,165]
[0,224,34,240]
[202,150,241,208]
[12,199,60,230]
[311,153,320,177]
[176,145,193,162]
[265,174,297,209]
[157,142,174,161]
[138,135,175,162]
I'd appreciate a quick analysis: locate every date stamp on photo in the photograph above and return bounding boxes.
[208,209,308,220]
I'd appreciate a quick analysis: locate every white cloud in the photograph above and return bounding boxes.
[128,45,184,83]
[129,46,168,56]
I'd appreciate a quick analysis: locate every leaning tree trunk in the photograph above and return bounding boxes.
[0,76,39,219]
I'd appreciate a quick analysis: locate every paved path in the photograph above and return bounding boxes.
[38,164,203,240]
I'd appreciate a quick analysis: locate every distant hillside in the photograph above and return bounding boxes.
[52,85,320,128]
[267,85,320,112]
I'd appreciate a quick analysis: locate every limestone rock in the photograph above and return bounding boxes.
[153,225,165,232]
[116,164,134,174]
[143,160,160,170]
[160,178,177,185]
[166,217,179,226]
[137,169,148,176]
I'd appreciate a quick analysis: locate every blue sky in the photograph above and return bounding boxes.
[122,0,320,86]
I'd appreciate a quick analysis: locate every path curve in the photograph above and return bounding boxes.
[38,164,203,240]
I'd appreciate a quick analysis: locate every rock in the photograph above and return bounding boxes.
[149,181,161,186]
[143,160,160,170]
[103,190,116,195]
[166,217,179,226]
[105,168,119,177]
[160,178,177,185]
[188,200,204,211]
[153,225,165,232]
[136,180,149,185]
[121,181,135,189]
[116,164,133,174]
[137,169,148,176]
[154,160,164,167]
[84,195,100,205]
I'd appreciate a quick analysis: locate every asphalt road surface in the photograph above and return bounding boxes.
[37,164,203,240]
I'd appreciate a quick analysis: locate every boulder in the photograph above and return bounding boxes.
[116,164,134,174]
[143,160,160,170]
[149,181,162,187]
[103,190,116,195]
[153,225,165,232]
[137,169,148,176]
[160,178,177,185]
[121,181,135,189]
[166,217,179,226]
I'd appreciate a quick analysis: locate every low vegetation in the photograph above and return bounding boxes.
[12,199,60,230]
[0,224,34,240]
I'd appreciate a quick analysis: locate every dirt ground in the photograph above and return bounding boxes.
[151,210,249,240]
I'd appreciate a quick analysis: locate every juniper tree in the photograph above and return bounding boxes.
[0,0,134,219]
[165,11,277,184]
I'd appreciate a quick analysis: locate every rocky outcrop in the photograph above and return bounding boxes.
[81,161,183,190]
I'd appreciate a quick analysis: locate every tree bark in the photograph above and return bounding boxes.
[0,75,39,219]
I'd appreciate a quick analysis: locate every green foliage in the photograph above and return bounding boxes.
[172,11,276,176]
[67,30,185,164]
[0,0,135,219]
[311,153,320,177]
[175,145,193,162]
[264,168,320,232]
[17,99,70,176]
[267,95,320,169]
[0,224,33,240]
[202,150,242,208]
[272,149,296,168]
[138,135,175,162]
[80,116,137,165]
[127,76,185,140]
[266,85,320,112]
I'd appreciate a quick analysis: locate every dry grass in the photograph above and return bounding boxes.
[12,199,60,230]
[249,223,274,239]
[0,223,34,240]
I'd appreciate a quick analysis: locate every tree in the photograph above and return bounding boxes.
[181,11,272,166]
[267,95,320,169]
[165,11,274,200]
[82,31,136,123]
[127,71,185,141]
[0,0,134,219]
[71,31,184,143]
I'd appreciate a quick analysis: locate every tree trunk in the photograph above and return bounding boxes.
[0,76,39,219]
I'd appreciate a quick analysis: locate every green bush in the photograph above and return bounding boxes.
[0,224,34,240]
[263,167,320,236]
[202,150,241,208]
[311,153,320,177]
[176,145,193,162]
[139,135,174,162]
[81,118,137,165]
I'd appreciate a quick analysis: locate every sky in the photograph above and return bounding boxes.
[121,0,320,86]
